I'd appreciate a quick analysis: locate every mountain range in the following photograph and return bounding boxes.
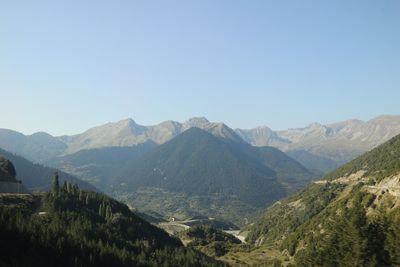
[1,115,400,226]
[237,115,400,173]
[1,117,400,265]
[1,115,399,174]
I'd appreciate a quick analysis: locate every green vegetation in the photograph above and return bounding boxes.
[290,190,400,267]
[112,128,315,226]
[246,182,345,245]
[0,156,16,178]
[116,187,257,227]
[0,156,17,182]
[45,143,156,188]
[325,134,400,182]
[238,134,400,266]
[179,226,241,258]
[0,183,224,266]
[0,148,96,191]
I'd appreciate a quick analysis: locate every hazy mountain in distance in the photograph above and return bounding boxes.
[2,115,400,176]
[0,117,243,162]
[0,129,67,163]
[235,115,400,173]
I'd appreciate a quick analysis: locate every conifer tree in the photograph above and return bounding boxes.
[106,205,112,221]
[72,184,79,195]
[52,172,60,195]
[99,203,104,217]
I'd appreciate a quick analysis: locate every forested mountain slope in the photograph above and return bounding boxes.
[242,134,400,266]
[112,128,315,226]
[0,148,96,192]
[0,185,224,267]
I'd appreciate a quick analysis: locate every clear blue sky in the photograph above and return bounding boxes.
[1,0,399,135]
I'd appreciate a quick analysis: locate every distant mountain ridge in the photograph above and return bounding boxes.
[236,115,400,173]
[0,117,244,162]
[0,129,67,163]
[59,117,244,155]
[1,115,400,174]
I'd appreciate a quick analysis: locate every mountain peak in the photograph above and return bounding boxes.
[184,117,210,126]
[116,118,137,126]
[368,115,400,124]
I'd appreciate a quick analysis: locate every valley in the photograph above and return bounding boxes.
[1,117,400,266]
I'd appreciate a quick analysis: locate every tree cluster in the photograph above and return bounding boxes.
[0,182,224,267]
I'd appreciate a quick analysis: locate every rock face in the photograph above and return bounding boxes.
[235,115,400,173]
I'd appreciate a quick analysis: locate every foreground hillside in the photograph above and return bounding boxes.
[230,134,400,266]
[0,186,223,266]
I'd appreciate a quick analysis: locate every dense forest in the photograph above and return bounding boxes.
[0,174,224,267]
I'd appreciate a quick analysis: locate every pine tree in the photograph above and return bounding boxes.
[63,180,68,192]
[67,182,72,193]
[106,205,112,221]
[72,184,79,195]
[99,203,104,217]
[79,191,84,202]
[52,172,60,195]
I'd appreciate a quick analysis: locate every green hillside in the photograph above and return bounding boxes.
[46,142,156,188]
[0,148,96,192]
[0,185,224,266]
[240,134,400,266]
[112,128,315,226]
[179,225,241,258]
[0,156,17,182]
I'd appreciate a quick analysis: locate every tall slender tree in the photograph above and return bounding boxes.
[52,172,60,195]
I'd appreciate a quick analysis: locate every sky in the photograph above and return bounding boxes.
[1,0,399,135]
